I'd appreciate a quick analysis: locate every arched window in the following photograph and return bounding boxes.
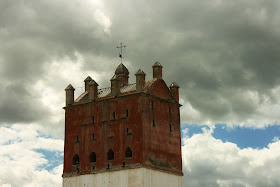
[125,147,132,158]
[107,149,114,160]
[90,152,96,163]
[73,154,79,165]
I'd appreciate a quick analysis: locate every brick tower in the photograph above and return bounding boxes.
[63,62,183,187]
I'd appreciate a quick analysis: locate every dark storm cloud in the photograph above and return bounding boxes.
[0,83,49,123]
[0,0,113,124]
[101,0,280,124]
[1,0,280,125]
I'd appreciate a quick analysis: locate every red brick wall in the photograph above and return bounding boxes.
[63,81,181,174]
[142,81,182,172]
[64,94,144,173]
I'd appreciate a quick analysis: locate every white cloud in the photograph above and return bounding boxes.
[182,130,280,187]
[32,52,103,138]
[2,123,280,187]
[272,136,279,142]
[0,125,63,187]
[94,9,112,34]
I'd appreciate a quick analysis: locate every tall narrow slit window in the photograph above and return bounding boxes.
[76,136,79,142]
[92,133,95,139]
[169,124,173,132]
[126,110,129,117]
[151,101,154,110]
[113,112,116,120]
[92,115,95,124]
[152,120,155,127]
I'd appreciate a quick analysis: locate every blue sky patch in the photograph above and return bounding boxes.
[182,124,280,149]
[181,124,210,137]
[212,124,280,149]
[34,149,63,172]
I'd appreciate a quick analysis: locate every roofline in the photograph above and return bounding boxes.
[63,91,181,110]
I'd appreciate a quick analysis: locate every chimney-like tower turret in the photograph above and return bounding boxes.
[115,63,129,87]
[110,75,120,96]
[65,84,75,106]
[135,69,146,92]
[170,82,180,102]
[84,76,93,91]
[88,80,99,100]
[152,62,162,79]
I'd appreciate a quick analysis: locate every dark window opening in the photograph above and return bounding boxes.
[92,116,95,124]
[169,124,173,132]
[152,120,155,127]
[92,166,95,170]
[76,136,79,142]
[126,110,129,117]
[113,112,116,120]
[107,149,114,160]
[76,168,80,172]
[123,162,126,167]
[125,147,132,158]
[169,107,171,115]
[90,152,96,163]
[73,154,79,165]
[107,163,111,169]
[151,101,154,109]
[92,133,95,139]
[127,128,129,134]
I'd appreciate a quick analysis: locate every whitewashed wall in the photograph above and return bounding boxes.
[63,168,182,187]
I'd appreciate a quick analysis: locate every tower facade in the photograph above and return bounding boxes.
[63,62,183,187]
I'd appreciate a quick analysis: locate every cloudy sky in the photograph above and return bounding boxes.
[0,0,280,186]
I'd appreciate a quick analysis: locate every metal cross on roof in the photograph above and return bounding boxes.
[117,42,126,63]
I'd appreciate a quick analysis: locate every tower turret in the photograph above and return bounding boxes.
[110,75,120,96]
[65,84,75,106]
[135,69,146,92]
[84,76,93,91]
[115,63,129,87]
[88,80,99,101]
[152,61,163,79]
[170,82,180,102]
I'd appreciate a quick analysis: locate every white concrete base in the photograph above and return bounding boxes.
[63,168,182,187]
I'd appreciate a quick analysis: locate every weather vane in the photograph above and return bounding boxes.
[117,42,126,63]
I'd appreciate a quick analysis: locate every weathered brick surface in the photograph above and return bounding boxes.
[63,63,182,176]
